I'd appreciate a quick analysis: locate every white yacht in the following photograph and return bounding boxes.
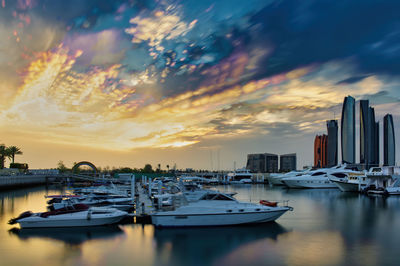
[363,166,400,195]
[267,169,311,186]
[151,192,292,227]
[282,165,352,189]
[46,194,134,211]
[227,168,253,184]
[328,171,368,192]
[9,204,127,228]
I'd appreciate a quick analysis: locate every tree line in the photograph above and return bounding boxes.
[57,161,172,174]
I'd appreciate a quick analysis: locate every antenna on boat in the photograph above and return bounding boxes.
[234,161,236,171]
[217,149,220,172]
[210,150,213,171]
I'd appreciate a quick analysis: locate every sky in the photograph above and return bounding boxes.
[0,0,399,170]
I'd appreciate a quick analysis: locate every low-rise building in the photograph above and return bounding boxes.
[246,153,278,173]
[280,153,297,172]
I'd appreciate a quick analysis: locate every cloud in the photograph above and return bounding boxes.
[125,7,197,55]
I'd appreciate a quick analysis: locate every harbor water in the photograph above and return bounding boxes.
[1,184,400,266]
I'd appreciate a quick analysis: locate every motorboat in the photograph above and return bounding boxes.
[282,165,353,189]
[46,194,134,212]
[362,166,400,195]
[267,169,311,186]
[227,168,253,184]
[151,191,292,227]
[8,204,127,228]
[328,172,368,192]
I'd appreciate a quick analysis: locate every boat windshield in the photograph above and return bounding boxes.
[200,193,234,201]
[311,172,326,176]
[331,173,347,178]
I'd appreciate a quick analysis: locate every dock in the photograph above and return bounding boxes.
[0,174,59,190]
[133,182,154,224]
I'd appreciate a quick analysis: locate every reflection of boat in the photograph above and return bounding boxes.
[153,223,287,266]
[151,191,292,227]
[9,225,124,245]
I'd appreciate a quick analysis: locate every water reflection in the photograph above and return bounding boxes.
[9,225,124,245]
[2,185,400,265]
[153,222,287,266]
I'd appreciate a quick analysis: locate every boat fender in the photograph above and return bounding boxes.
[87,209,92,220]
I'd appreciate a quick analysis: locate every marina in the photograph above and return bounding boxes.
[2,184,400,265]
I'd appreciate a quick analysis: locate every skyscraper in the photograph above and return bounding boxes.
[360,100,370,168]
[369,107,377,166]
[314,134,328,168]
[327,120,338,167]
[384,114,396,166]
[341,96,355,164]
[374,121,379,166]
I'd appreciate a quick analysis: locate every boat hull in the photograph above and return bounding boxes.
[331,180,365,192]
[282,178,337,189]
[17,211,127,228]
[151,209,289,227]
[267,176,285,186]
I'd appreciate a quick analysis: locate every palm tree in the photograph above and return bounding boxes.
[6,146,23,164]
[0,145,10,169]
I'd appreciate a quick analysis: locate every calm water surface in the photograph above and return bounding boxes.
[1,184,400,266]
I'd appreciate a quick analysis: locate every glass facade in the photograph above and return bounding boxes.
[280,153,297,172]
[360,100,370,166]
[341,96,355,164]
[327,120,338,167]
[384,114,396,166]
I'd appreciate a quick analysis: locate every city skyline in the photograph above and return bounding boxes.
[0,0,399,169]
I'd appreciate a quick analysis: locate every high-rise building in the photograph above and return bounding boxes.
[246,153,278,173]
[360,100,370,167]
[341,96,355,164]
[280,153,297,172]
[369,107,377,166]
[374,121,380,166]
[384,114,396,166]
[314,134,328,168]
[327,120,338,167]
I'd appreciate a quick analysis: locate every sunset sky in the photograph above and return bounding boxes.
[0,0,399,170]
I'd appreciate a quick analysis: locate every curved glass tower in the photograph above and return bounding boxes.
[384,114,396,166]
[341,96,355,164]
[360,100,370,167]
[327,120,338,167]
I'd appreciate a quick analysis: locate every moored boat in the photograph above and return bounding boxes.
[9,204,127,228]
[151,192,292,227]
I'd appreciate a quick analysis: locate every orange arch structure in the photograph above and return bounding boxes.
[72,161,98,175]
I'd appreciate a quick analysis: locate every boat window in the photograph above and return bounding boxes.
[200,194,217,200]
[213,194,234,201]
[226,210,232,212]
[255,208,260,211]
[92,211,109,214]
[311,172,325,176]
[239,209,244,212]
[331,173,347,178]
[175,216,188,219]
